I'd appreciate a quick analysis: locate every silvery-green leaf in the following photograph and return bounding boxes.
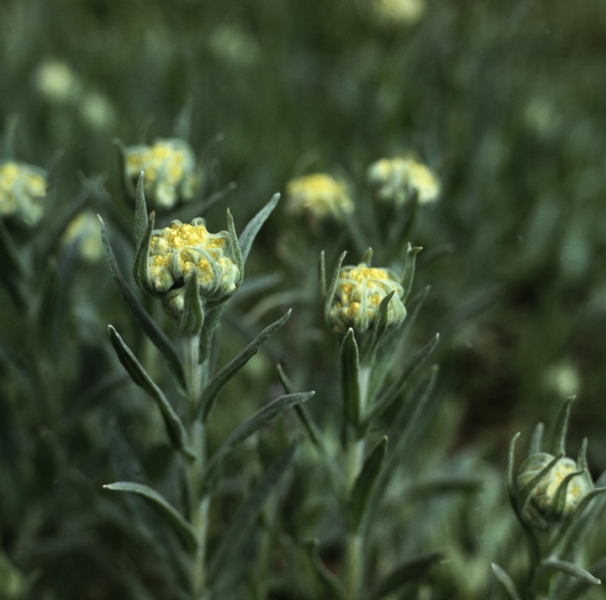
[362,290,395,364]
[400,244,422,302]
[132,209,155,294]
[551,396,575,455]
[177,274,204,337]
[208,445,296,581]
[107,325,194,459]
[364,333,439,429]
[507,432,521,508]
[103,481,198,553]
[540,559,600,585]
[239,193,280,262]
[324,251,347,323]
[529,422,545,455]
[369,551,442,600]
[134,172,148,247]
[339,329,361,438]
[302,540,347,600]
[226,209,244,285]
[201,310,291,421]
[99,216,185,391]
[491,563,521,600]
[349,436,387,532]
[203,391,313,492]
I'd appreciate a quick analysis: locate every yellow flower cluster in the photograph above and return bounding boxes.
[147,218,239,317]
[0,161,48,226]
[517,453,592,528]
[286,173,354,223]
[371,0,425,25]
[327,264,406,335]
[367,156,440,206]
[124,139,197,209]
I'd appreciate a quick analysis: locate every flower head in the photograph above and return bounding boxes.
[123,139,198,209]
[367,156,440,206]
[146,218,240,317]
[34,60,82,104]
[286,173,354,224]
[516,452,593,529]
[327,263,406,335]
[0,161,48,226]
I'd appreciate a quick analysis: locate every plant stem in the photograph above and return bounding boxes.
[344,532,363,600]
[182,336,209,600]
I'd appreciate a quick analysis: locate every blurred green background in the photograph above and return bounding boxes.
[1,0,605,597]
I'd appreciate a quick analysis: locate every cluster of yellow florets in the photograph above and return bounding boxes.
[286,173,354,223]
[370,0,425,25]
[516,453,593,528]
[124,139,197,209]
[327,264,406,335]
[0,161,48,226]
[147,218,239,317]
[367,156,440,206]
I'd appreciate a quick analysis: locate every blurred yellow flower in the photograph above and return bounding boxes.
[371,0,425,25]
[62,212,104,262]
[124,139,198,209]
[0,161,48,226]
[33,60,82,104]
[327,263,406,335]
[367,156,440,206]
[286,173,354,223]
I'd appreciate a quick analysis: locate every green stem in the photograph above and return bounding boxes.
[344,532,363,600]
[182,335,204,419]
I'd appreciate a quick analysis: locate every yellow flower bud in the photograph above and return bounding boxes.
[327,263,406,335]
[147,218,240,317]
[367,156,440,206]
[286,173,354,223]
[0,161,48,226]
[123,139,198,209]
[516,452,593,529]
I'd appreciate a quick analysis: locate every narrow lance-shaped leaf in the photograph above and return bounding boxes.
[506,432,521,509]
[98,216,186,391]
[177,274,204,337]
[134,172,148,247]
[540,559,601,585]
[349,436,388,532]
[339,329,361,438]
[491,563,522,600]
[103,481,198,553]
[400,244,422,302]
[324,251,347,323]
[319,250,327,299]
[239,193,280,262]
[108,325,194,460]
[302,540,347,600]
[201,310,292,422]
[551,396,575,455]
[529,422,545,455]
[226,208,244,286]
[361,290,394,365]
[369,552,443,600]
[208,445,297,581]
[364,333,440,428]
[203,391,314,492]
[132,209,155,293]
[360,367,438,538]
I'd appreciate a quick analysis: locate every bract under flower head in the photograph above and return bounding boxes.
[286,173,354,223]
[516,452,593,528]
[124,139,197,209]
[147,218,240,317]
[327,263,406,335]
[0,161,48,226]
[367,156,440,206]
